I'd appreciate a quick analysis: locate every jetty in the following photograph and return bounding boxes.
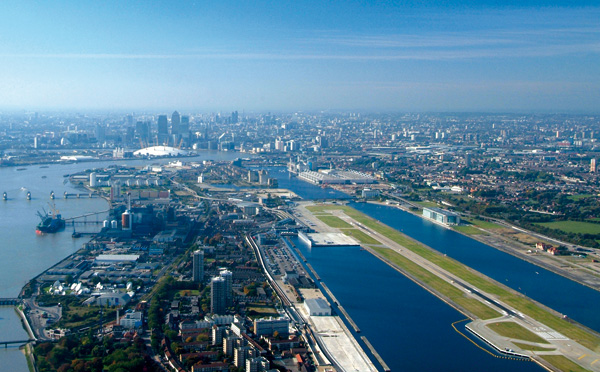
[361,336,391,372]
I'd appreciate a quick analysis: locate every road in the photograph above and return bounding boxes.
[22,296,62,340]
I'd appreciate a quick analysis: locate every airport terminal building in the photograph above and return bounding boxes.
[422,207,460,226]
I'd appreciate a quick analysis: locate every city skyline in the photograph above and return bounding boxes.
[1,1,599,112]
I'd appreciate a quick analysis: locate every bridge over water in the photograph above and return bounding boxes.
[0,339,35,348]
[63,191,100,199]
[0,298,20,306]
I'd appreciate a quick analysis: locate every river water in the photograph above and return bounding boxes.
[290,238,543,371]
[0,151,242,371]
[349,202,600,333]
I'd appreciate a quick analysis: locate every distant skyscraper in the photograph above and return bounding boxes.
[211,276,226,314]
[180,115,190,146]
[157,115,168,145]
[110,182,121,201]
[171,111,180,135]
[220,269,233,307]
[125,126,135,144]
[180,115,190,134]
[231,111,238,124]
[95,124,106,143]
[193,249,204,282]
[591,159,597,173]
[316,135,328,148]
[135,120,151,145]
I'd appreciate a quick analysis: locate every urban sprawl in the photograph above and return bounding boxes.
[3,111,600,372]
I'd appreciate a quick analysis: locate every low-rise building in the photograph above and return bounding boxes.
[119,310,143,329]
[304,298,331,316]
[253,317,289,337]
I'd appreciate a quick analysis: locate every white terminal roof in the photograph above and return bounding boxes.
[95,254,140,263]
[133,146,189,157]
[307,233,359,247]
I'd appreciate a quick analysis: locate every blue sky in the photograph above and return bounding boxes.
[1,1,599,112]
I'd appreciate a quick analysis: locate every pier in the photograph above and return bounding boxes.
[361,336,391,372]
[337,305,360,333]
[63,210,109,223]
[305,263,321,281]
[294,248,308,262]
[320,282,361,333]
[320,282,339,305]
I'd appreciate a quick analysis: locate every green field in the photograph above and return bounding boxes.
[453,225,486,235]
[468,218,504,230]
[247,305,279,318]
[568,194,593,201]
[306,204,600,351]
[315,215,353,228]
[177,289,201,297]
[416,201,440,209]
[540,355,591,372]
[537,221,600,235]
[487,321,549,343]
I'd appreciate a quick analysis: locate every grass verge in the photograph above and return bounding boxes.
[540,355,591,372]
[487,321,549,343]
[454,225,486,235]
[468,218,504,230]
[343,229,381,245]
[315,215,353,228]
[511,341,555,351]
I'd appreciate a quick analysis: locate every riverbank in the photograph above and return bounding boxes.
[371,200,600,293]
[15,306,37,372]
[455,222,600,291]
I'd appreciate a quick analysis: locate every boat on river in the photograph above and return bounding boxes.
[36,205,65,234]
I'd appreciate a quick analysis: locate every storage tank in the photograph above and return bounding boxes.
[103,220,109,228]
[89,172,98,187]
[110,220,118,229]
[122,211,131,230]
